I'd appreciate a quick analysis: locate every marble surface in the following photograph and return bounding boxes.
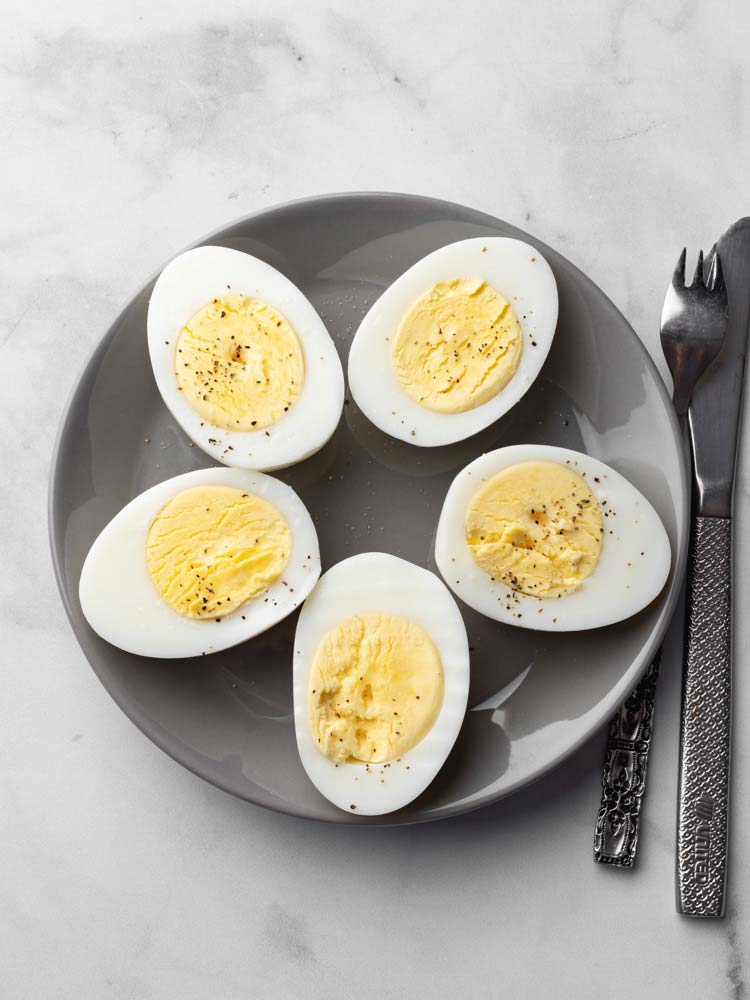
[2,1,749,996]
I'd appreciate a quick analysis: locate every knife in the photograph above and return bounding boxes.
[676,219,750,917]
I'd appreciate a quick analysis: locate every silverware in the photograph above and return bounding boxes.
[594,652,660,867]
[661,248,727,418]
[594,247,728,870]
[676,220,750,917]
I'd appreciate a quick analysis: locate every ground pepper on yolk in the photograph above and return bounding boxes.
[174,294,305,431]
[308,613,444,764]
[465,461,604,597]
[391,278,523,413]
[146,484,290,619]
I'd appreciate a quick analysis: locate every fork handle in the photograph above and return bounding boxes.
[593,653,661,866]
[676,515,732,917]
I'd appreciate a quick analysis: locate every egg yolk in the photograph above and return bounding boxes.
[174,294,305,431]
[146,485,290,619]
[308,613,444,764]
[465,461,604,598]
[391,278,523,413]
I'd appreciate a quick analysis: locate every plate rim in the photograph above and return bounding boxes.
[48,190,689,825]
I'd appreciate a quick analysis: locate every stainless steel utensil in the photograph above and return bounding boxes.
[676,220,750,917]
[662,249,727,417]
[594,652,660,866]
[594,247,728,870]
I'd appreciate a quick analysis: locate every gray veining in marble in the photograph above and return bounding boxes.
[2,1,749,997]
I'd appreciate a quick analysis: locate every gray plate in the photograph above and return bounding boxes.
[49,192,689,824]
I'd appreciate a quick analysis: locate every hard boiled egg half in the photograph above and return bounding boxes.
[348,238,557,446]
[293,553,470,815]
[79,467,320,658]
[148,246,344,471]
[435,445,671,631]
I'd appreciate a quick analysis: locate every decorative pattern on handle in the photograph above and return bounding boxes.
[594,653,661,867]
[677,515,732,917]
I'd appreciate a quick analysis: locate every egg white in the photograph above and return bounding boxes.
[148,246,345,471]
[434,445,672,631]
[293,553,470,815]
[79,467,321,658]
[348,238,558,446]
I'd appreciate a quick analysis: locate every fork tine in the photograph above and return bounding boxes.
[707,250,725,293]
[705,242,716,274]
[672,247,687,288]
[692,249,705,287]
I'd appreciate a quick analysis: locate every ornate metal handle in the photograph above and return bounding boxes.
[594,653,661,867]
[676,515,732,917]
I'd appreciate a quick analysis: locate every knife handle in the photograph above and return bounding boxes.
[676,515,732,917]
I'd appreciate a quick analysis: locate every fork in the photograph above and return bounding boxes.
[662,249,727,418]
[594,248,727,870]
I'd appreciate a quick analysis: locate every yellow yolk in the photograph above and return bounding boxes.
[146,485,290,619]
[391,278,523,413]
[465,461,604,598]
[174,294,305,431]
[308,613,444,764]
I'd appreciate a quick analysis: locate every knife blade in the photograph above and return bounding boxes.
[689,222,750,517]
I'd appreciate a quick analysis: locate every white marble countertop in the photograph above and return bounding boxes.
[3,1,749,996]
